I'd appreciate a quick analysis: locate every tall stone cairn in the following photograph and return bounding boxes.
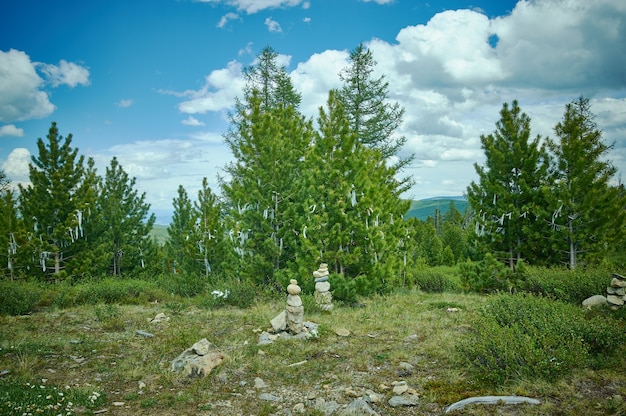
[313,263,333,311]
[286,279,304,334]
[607,273,626,308]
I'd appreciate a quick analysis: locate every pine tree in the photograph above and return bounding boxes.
[166,185,198,274]
[0,172,25,280]
[546,96,626,268]
[98,157,155,276]
[467,101,549,270]
[19,122,92,279]
[291,90,410,291]
[193,178,228,276]
[222,92,313,283]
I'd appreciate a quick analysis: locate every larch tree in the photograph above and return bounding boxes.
[337,43,408,163]
[546,96,626,268]
[19,122,92,279]
[98,157,155,276]
[467,101,549,270]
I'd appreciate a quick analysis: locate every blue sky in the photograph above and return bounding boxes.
[1,0,625,224]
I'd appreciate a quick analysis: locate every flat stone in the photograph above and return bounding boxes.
[335,328,350,337]
[315,281,331,292]
[392,381,409,395]
[388,395,419,407]
[607,294,624,306]
[192,338,212,356]
[611,277,626,288]
[259,393,281,402]
[314,276,329,283]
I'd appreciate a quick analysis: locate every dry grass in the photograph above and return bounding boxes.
[1,290,625,415]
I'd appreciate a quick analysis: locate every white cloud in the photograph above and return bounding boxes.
[217,12,240,28]
[265,17,282,33]
[176,60,245,114]
[194,0,304,14]
[0,124,24,137]
[303,17,311,23]
[1,147,30,185]
[182,116,205,126]
[38,59,90,88]
[360,0,394,4]
[116,98,133,108]
[0,49,55,123]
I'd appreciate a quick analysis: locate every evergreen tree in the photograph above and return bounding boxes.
[222,91,313,283]
[166,185,198,274]
[337,43,408,162]
[19,122,92,279]
[546,96,626,268]
[0,171,25,280]
[292,90,410,291]
[241,45,301,111]
[467,101,549,270]
[98,157,155,276]
[193,177,229,276]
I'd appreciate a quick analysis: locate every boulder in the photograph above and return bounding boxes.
[582,295,607,308]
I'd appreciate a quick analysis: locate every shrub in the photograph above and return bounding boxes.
[157,272,207,297]
[0,280,42,316]
[412,267,461,293]
[330,273,358,305]
[518,266,609,304]
[457,293,622,385]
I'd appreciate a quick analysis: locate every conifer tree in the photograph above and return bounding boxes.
[19,122,92,279]
[467,101,549,270]
[546,96,626,267]
[98,157,155,276]
[166,185,198,274]
[337,44,408,162]
[292,90,410,291]
[222,92,313,283]
[0,171,25,280]
[193,178,228,276]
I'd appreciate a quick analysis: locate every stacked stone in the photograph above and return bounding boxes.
[607,273,626,308]
[313,263,333,311]
[286,279,304,334]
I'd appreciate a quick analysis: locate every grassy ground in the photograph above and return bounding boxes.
[1,291,625,415]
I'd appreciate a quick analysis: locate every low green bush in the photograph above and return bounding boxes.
[0,280,42,316]
[412,267,461,293]
[157,272,207,297]
[518,266,609,304]
[457,293,623,385]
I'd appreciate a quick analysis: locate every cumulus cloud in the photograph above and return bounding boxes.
[1,147,31,185]
[0,124,24,137]
[0,49,55,123]
[265,17,282,33]
[175,60,245,114]
[38,59,90,88]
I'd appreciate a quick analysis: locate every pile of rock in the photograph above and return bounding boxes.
[260,279,318,345]
[170,338,225,377]
[313,263,333,311]
[582,273,626,309]
[607,273,626,308]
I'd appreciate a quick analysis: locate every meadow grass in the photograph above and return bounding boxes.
[0,289,624,415]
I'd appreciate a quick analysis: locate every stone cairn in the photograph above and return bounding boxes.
[607,273,626,308]
[313,263,333,311]
[286,279,304,334]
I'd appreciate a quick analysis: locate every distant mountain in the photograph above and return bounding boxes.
[405,196,469,221]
